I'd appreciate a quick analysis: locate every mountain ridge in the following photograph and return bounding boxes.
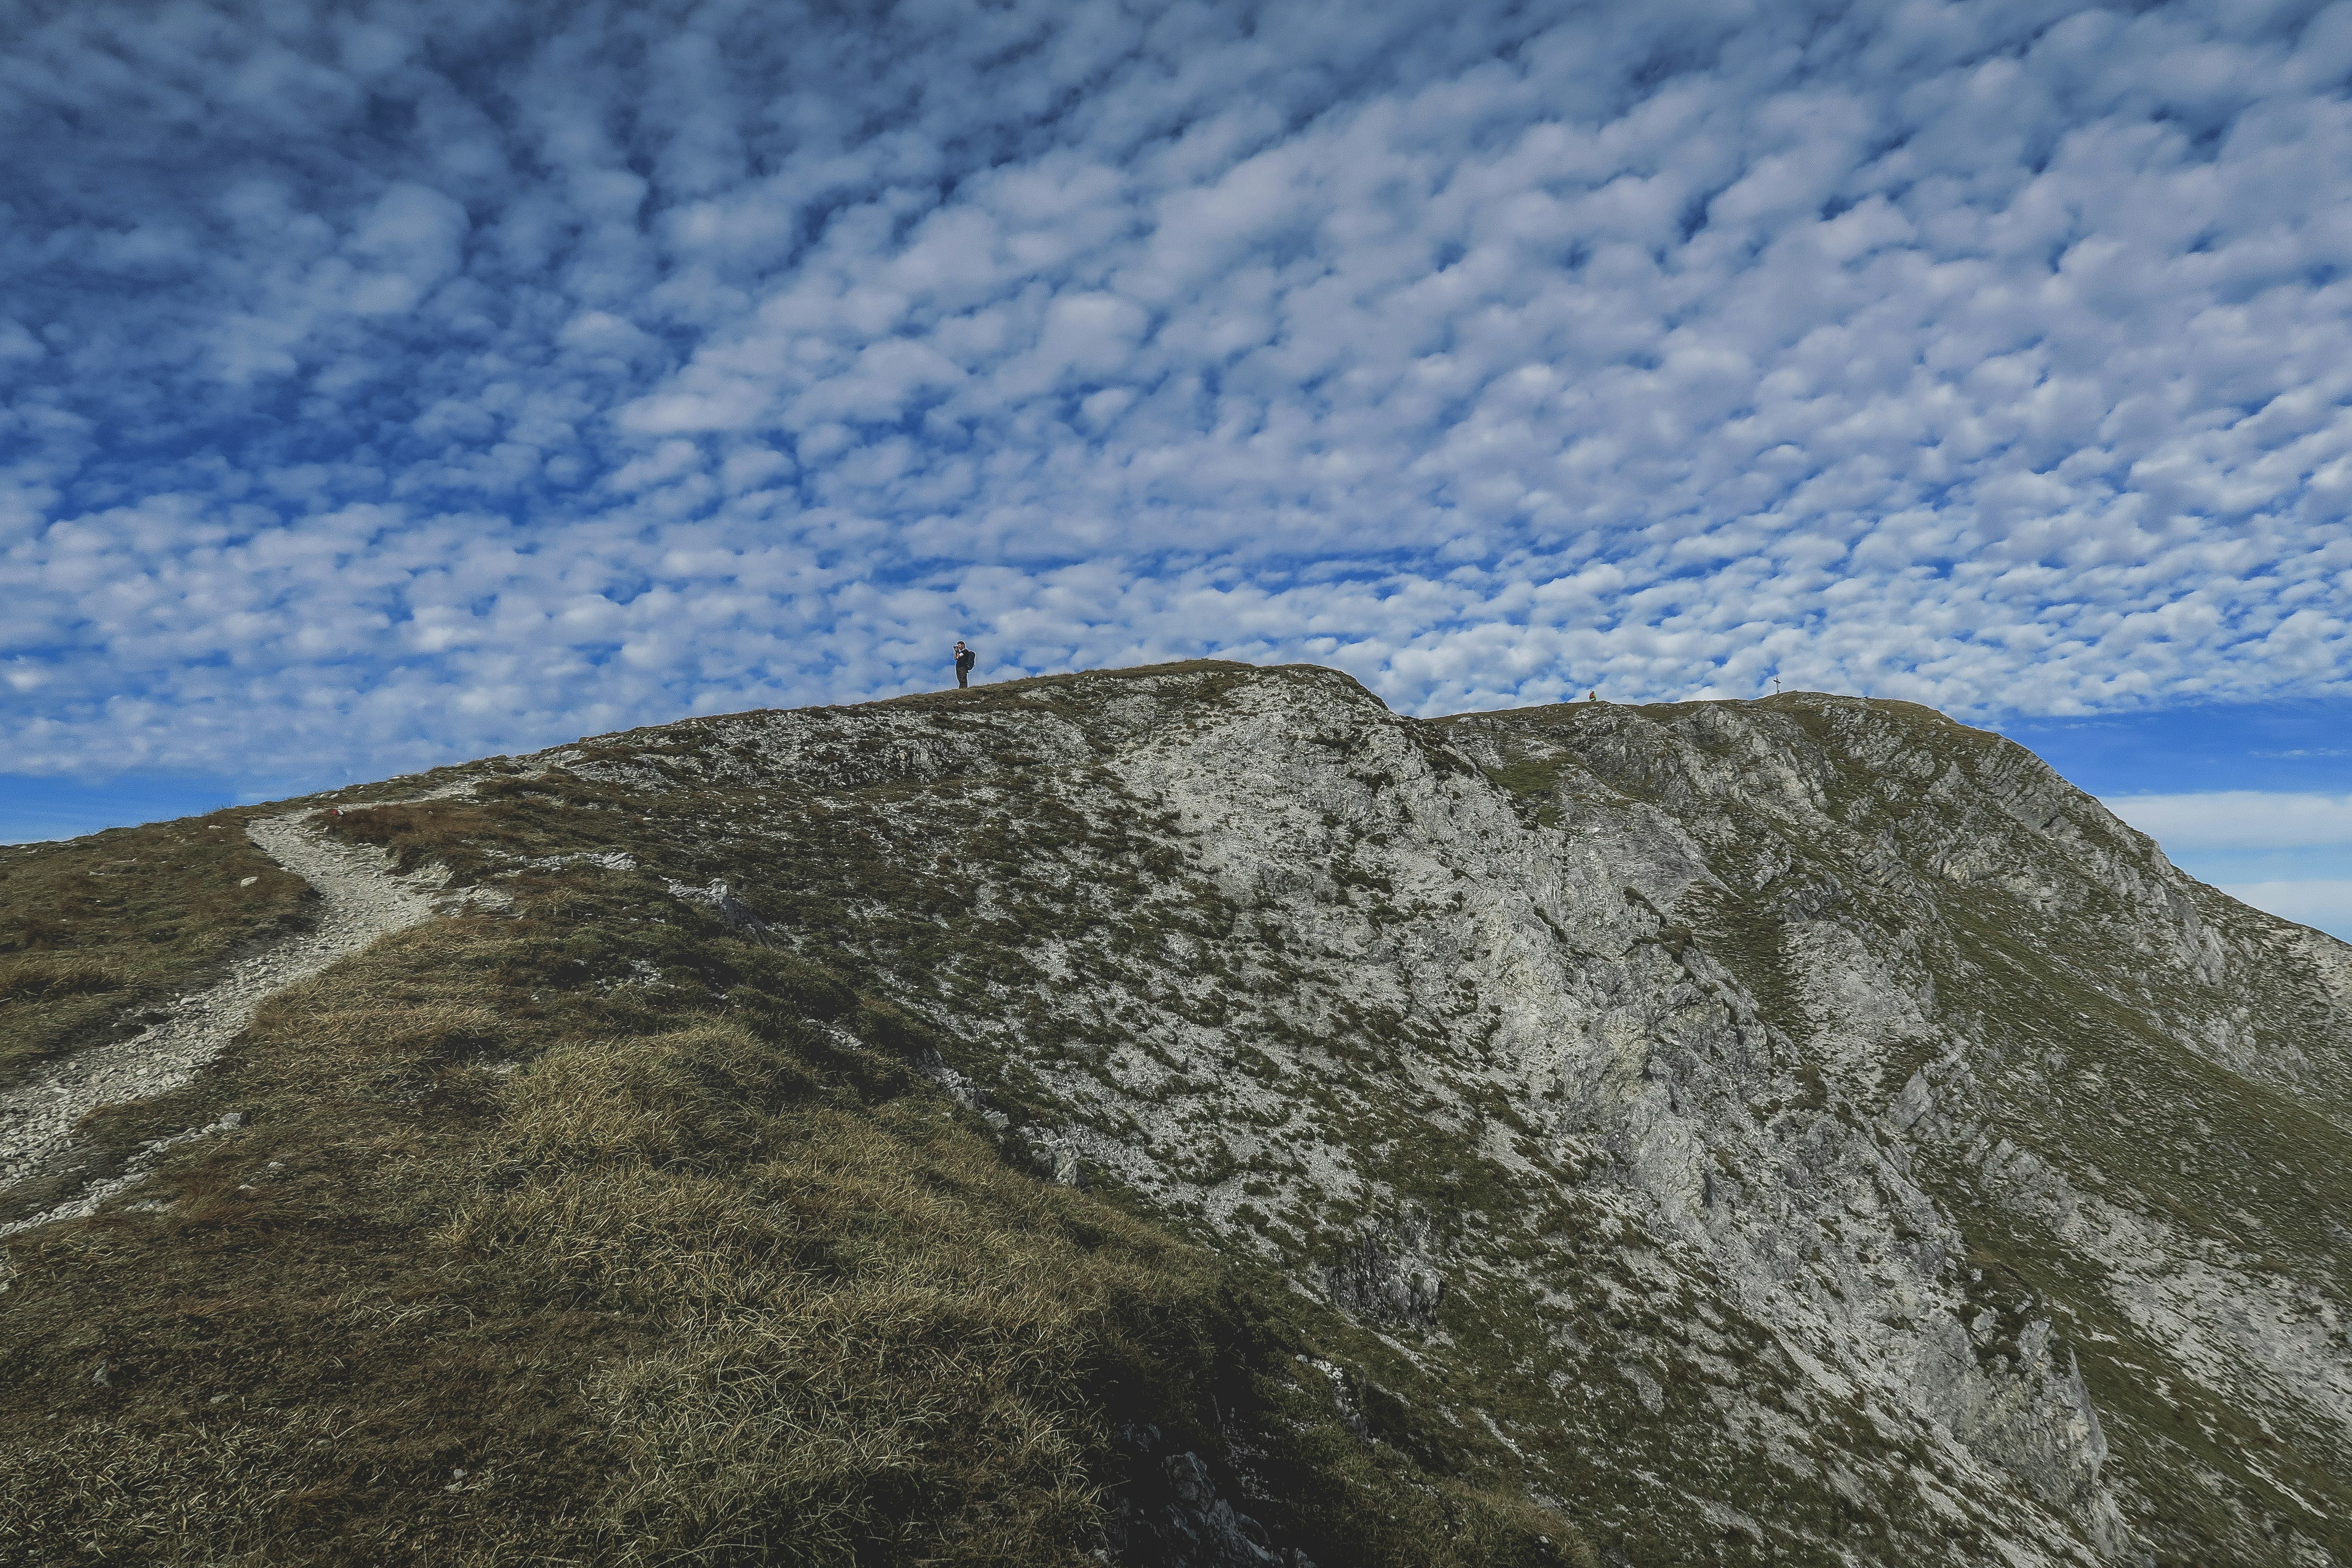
[3,659,2347,1567]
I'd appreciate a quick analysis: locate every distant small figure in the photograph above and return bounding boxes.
[1586,689,1599,702]
[953,640,976,689]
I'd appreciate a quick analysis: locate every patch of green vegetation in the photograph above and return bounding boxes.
[1676,882,1809,1045]
[1482,758,1565,798]
[1477,758,1571,827]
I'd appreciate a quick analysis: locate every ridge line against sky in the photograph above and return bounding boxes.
[5,0,2352,798]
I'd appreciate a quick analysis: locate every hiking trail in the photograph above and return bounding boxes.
[0,808,453,1237]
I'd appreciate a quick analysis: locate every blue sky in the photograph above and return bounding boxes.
[3,0,2349,931]
[2007,698,2352,936]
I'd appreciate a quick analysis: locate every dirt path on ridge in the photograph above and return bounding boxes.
[0,809,447,1237]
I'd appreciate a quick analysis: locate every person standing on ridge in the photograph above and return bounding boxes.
[953,640,976,689]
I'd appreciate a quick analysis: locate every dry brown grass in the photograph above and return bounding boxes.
[0,911,593,1566]
[0,883,1232,1566]
[0,814,311,1091]
[0,959,120,1005]
[432,1026,1236,1566]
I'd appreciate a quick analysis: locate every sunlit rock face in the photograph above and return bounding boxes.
[566,662,2352,1567]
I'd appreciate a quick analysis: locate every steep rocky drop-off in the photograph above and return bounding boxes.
[3,660,2347,1567]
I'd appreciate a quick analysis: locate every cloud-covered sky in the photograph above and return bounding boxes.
[7,0,2352,796]
[2107,788,2352,851]
[2102,789,2352,938]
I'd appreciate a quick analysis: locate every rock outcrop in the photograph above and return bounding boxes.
[543,663,2347,1565]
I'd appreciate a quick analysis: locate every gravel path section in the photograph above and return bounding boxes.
[0,810,444,1235]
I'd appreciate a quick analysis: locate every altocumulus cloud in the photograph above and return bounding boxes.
[6,0,2352,785]
[2105,790,2352,937]
[2106,790,2352,852]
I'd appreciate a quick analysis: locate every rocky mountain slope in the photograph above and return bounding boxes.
[3,660,2347,1567]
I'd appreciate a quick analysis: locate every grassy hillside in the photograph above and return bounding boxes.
[0,684,1586,1566]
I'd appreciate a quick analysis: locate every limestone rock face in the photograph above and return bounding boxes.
[561,662,2352,1566]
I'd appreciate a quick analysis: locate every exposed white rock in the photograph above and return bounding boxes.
[588,665,2352,1565]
